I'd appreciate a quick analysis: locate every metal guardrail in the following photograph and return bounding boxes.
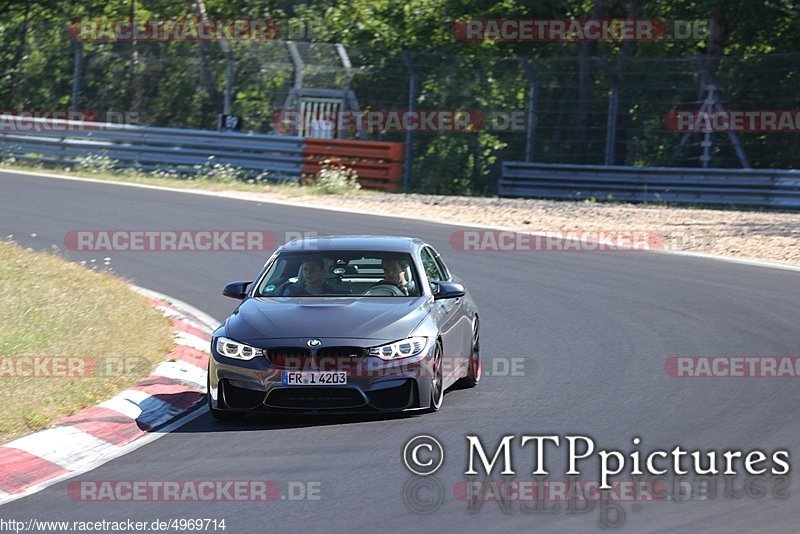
[0,117,305,180]
[500,162,800,209]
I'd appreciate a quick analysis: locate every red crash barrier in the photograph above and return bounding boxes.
[302,138,404,192]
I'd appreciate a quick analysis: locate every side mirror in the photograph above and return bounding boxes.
[223,281,252,300]
[431,281,465,300]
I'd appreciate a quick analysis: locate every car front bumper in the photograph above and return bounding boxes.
[208,337,438,414]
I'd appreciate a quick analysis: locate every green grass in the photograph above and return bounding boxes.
[0,159,378,198]
[0,240,174,443]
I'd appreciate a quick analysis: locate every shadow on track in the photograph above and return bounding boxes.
[162,393,463,434]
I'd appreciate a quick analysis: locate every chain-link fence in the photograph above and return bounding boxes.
[2,23,799,194]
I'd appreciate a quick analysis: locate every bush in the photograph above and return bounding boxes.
[76,154,119,174]
[309,159,361,194]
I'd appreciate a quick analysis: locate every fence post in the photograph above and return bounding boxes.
[216,42,235,116]
[518,58,538,162]
[336,44,354,140]
[286,41,304,91]
[401,51,418,193]
[604,76,619,166]
[71,41,83,112]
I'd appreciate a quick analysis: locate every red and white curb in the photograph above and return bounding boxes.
[0,286,220,505]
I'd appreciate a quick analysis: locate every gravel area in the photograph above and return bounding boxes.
[215,190,800,267]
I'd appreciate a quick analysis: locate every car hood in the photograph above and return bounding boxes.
[224,296,430,343]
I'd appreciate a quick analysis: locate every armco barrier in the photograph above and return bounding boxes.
[499,161,800,210]
[0,116,405,191]
[0,116,304,180]
[302,138,404,192]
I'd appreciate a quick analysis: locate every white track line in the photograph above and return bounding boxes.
[131,285,220,331]
[156,306,214,334]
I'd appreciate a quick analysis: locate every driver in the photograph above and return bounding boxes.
[283,258,336,296]
[372,258,410,296]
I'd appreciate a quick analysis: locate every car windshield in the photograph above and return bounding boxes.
[255,251,421,297]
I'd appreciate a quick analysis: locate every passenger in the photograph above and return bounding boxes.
[283,258,336,296]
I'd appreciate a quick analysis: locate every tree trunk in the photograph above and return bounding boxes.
[706,1,734,74]
[574,0,608,162]
[614,0,642,165]
[187,0,223,116]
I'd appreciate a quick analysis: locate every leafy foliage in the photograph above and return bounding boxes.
[308,158,362,194]
[0,1,798,194]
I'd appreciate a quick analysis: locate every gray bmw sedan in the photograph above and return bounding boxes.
[208,236,480,419]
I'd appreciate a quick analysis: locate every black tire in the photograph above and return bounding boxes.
[456,319,481,389]
[427,342,444,412]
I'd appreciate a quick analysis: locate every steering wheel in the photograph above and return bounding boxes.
[272,280,297,296]
[365,284,405,297]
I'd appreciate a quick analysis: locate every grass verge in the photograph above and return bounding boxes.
[0,159,376,197]
[0,240,174,444]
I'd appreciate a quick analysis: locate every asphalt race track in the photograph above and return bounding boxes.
[1,171,799,533]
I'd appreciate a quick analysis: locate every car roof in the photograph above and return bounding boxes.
[278,235,426,254]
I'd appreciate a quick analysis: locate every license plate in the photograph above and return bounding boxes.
[281,371,347,386]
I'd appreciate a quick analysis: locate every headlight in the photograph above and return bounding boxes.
[368,337,429,360]
[215,337,263,361]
